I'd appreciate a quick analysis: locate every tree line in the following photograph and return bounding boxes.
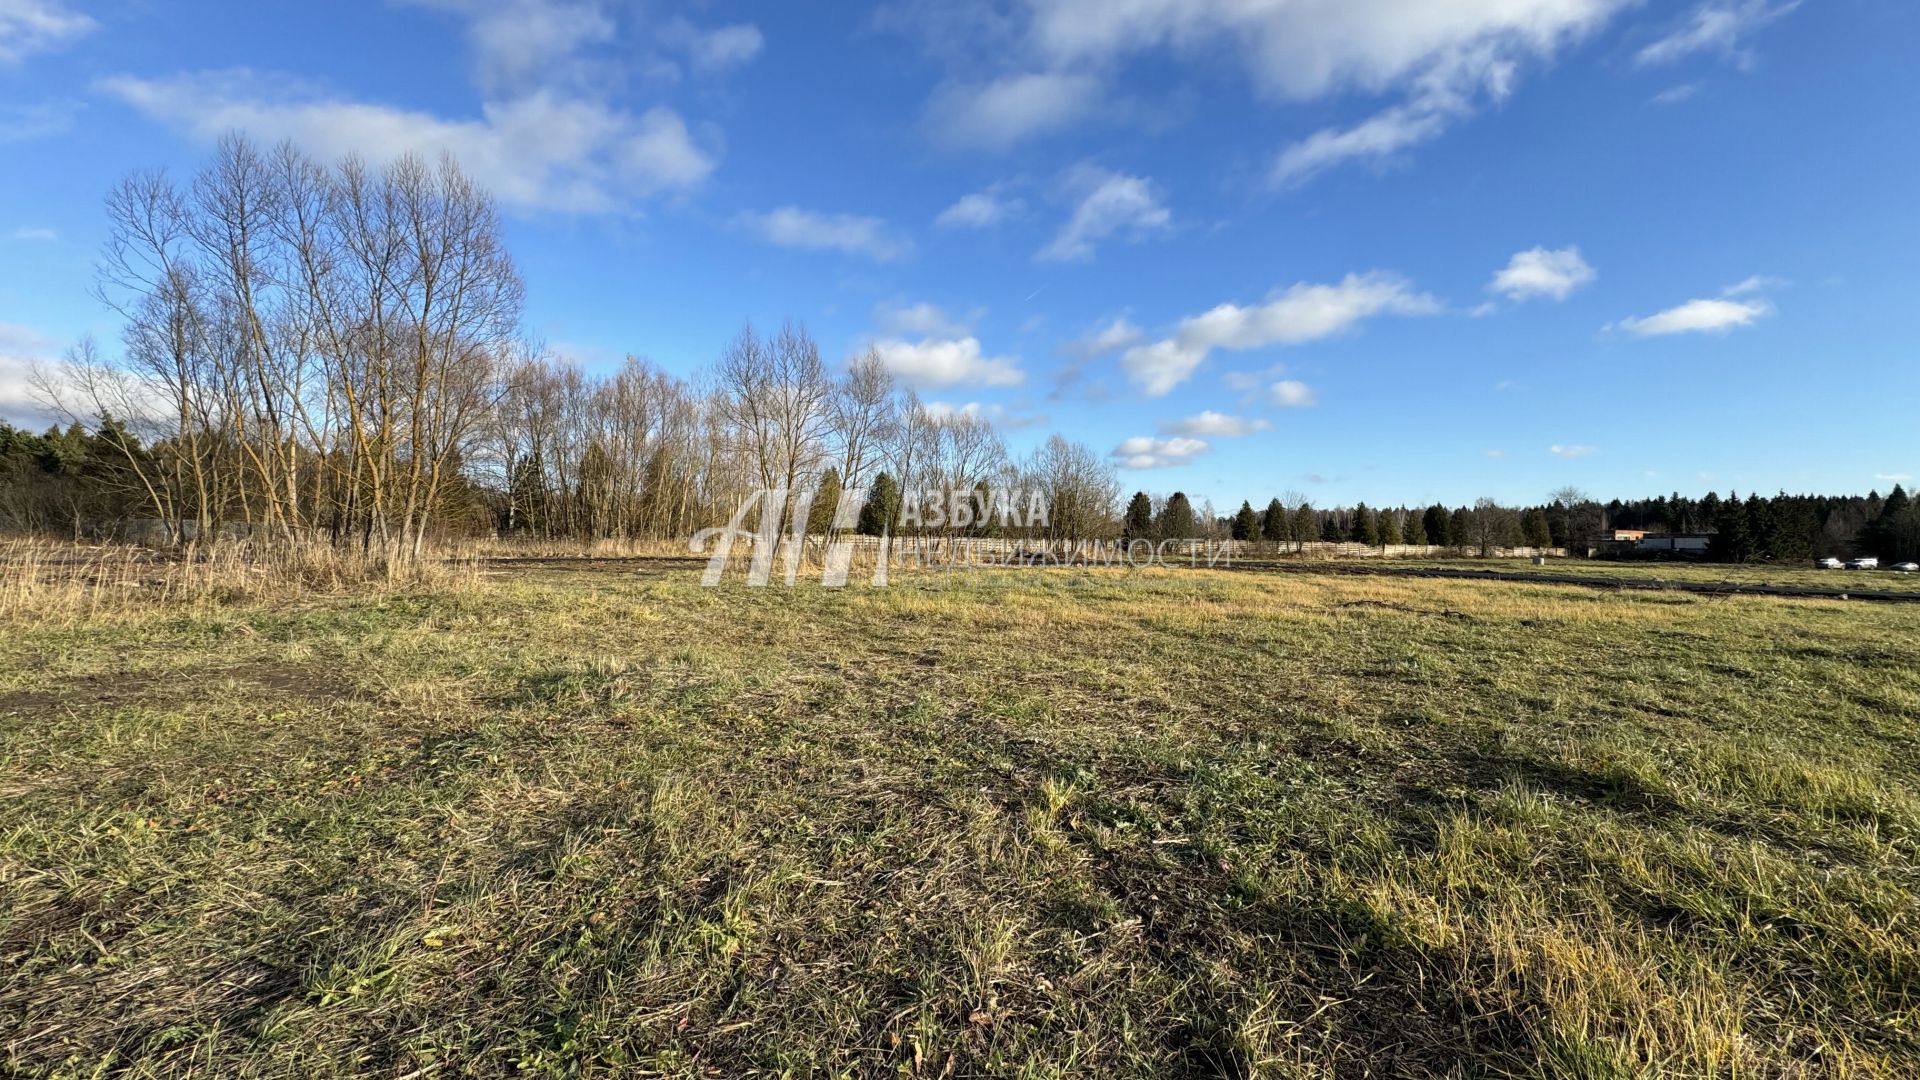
[7,136,1914,567]
[12,136,1117,559]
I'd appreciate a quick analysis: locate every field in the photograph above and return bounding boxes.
[4,557,1919,1078]
[1398,558,1920,596]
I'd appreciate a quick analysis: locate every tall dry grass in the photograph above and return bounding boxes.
[0,537,482,620]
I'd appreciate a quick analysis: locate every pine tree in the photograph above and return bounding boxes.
[1320,514,1343,542]
[1521,508,1552,549]
[1261,498,1289,542]
[1293,503,1318,542]
[857,472,900,535]
[1158,492,1196,538]
[1709,497,1753,562]
[1423,504,1450,547]
[1349,503,1379,545]
[1231,500,1258,541]
[1403,508,1428,545]
[1378,508,1403,545]
[1123,491,1155,539]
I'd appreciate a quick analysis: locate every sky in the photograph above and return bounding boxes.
[1,0,1916,510]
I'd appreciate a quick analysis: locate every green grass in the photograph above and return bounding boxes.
[3,562,1919,1077]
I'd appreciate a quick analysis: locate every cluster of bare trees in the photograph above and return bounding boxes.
[58,135,521,560]
[46,136,1122,557]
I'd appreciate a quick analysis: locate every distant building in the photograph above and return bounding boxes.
[1608,529,1648,541]
[1634,533,1712,555]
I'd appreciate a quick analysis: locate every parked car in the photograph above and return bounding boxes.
[1847,557,1880,570]
[1893,562,1919,573]
[1815,557,1845,569]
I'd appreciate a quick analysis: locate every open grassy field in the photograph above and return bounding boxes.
[1396,558,1920,596]
[3,559,1919,1078]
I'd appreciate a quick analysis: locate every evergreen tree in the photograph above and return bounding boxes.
[1231,500,1258,542]
[1158,492,1196,538]
[1349,502,1379,545]
[1403,507,1428,545]
[1450,507,1471,550]
[1292,503,1318,543]
[1424,504,1450,547]
[1709,497,1753,562]
[1378,508,1403,545]
[1320,514,1343,542]
[1123,491,1155,539]
[857,472,901,535]
[1768,495,1817,563]
[1261,498,1289,542]
[807,467,843,536]
[1520,508,1552,549]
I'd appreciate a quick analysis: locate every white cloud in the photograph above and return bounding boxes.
[1273,97,1458,188]
[0,0,95,67]
[1121,272,1439,396]
[872,337,1023,388]
[658,18,765,73]
[1637,1,1799,68]
[875,301,973,339]
[9,226,57,241]
[0,321,62,427]
[1722,274,1785,297]
[1616,297,1771,337]
[1160,411,1270,438]
[740,207,912,262]
[1649,83,1701,106]
[1268,380,1318,408]
[925,71,1100,151]
[935,189,1022,229]
[100,72,716,213]
[1484,449,1508,458]
[1550,444,1598,458]
[1490,246,1596,302]
[922,400,1047,429]
[402,0,614,91]
[1062,316,1144,359]
[1110,435,1209,470]
[1875,473,1911,483]
[1037,165,1170,262]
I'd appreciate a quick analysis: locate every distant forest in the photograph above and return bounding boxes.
[5,136,1915,567]
[5,416,1915,565]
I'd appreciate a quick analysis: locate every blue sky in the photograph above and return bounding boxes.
[2,0,1916,509]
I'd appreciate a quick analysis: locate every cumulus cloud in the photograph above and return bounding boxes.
[1061,316,1144,359]
[1637,1,1799,68]
[402,0,615,91]
[658,17,765,74]
[1490,246,1596,302]
[1037,165,1170,262]
[99,72,716,213]
[1268,380,1317,408]
[921,400,1047,429]
[925,71,1100,151]
[740,207,912,262]
[0,321,62,427]
[1616,296,1771,337]
[875,302,975,340]
[872,337,1024,388]
[1550,444,1598,458]
[1159,411,1270,438]
[1110,435,1209,470]
[935,189,1022,229]
[0,0,95,67]
[1120,272,1438,396]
